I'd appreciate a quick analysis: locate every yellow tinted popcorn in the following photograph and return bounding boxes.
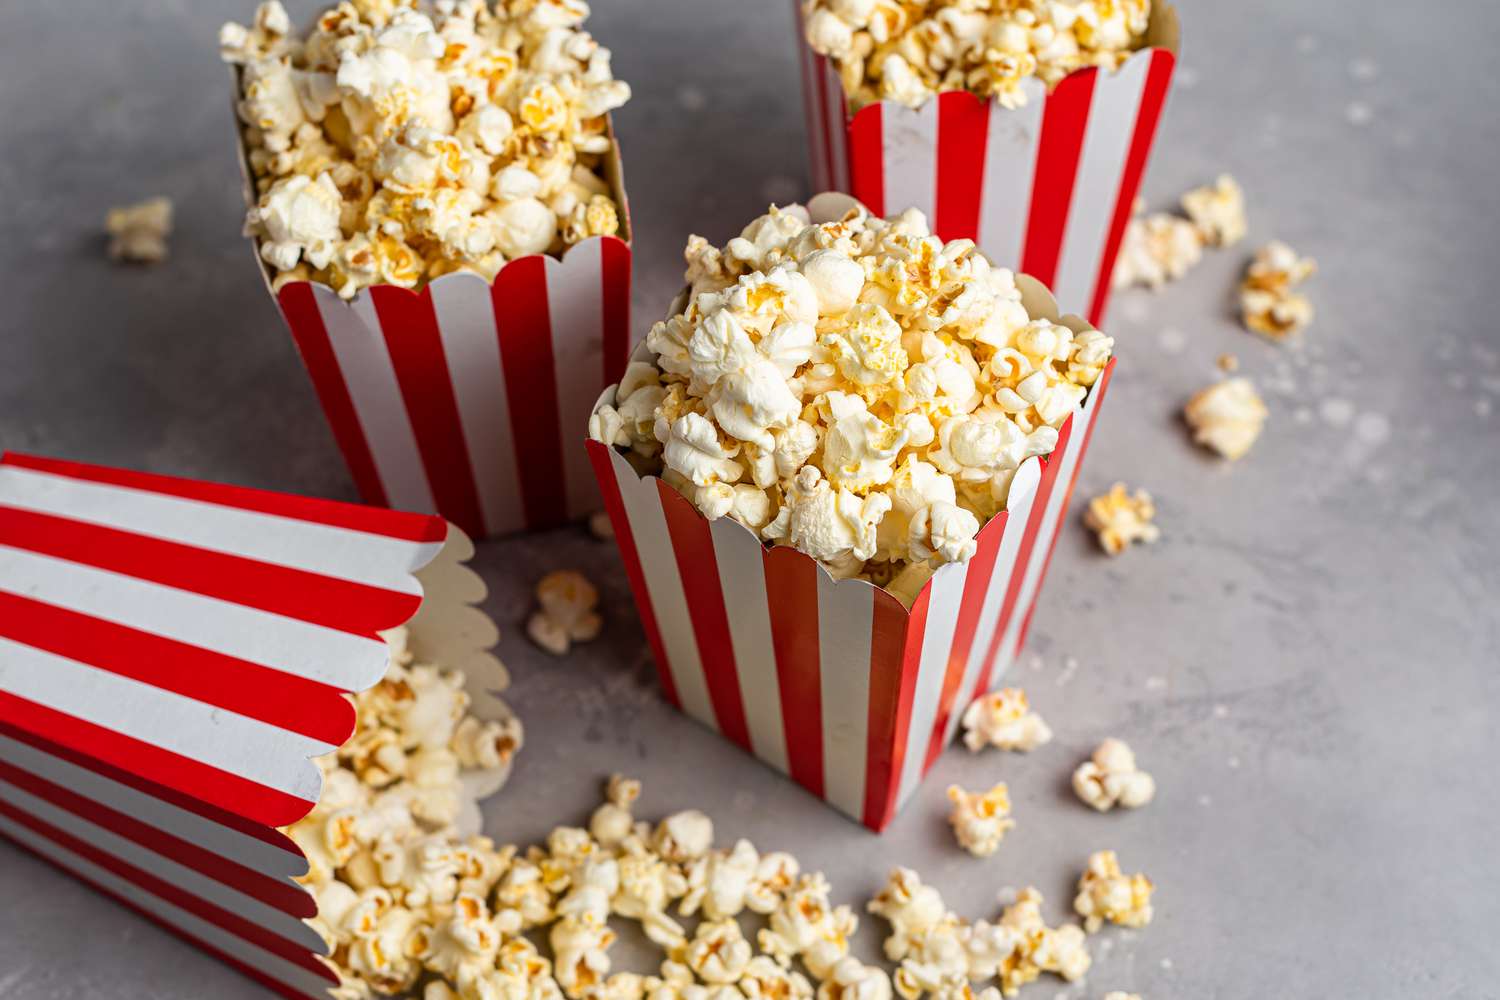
[945,783,1016,857]
[105,196,173,263]
[960,687,1052,753]
[1240,241,1316,339]
[1183,377,1268,461]
[1082,482,1159,555]
[1073,850,1154,932]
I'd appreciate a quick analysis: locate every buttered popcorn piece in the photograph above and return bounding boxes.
[1111,206,1202,291]
[1181,174,1247,247]
[960,687,1052,753]
[1073,850,1154,932]
[1072,738,1155,812]
[1240,241,1316,339]
[222,0,631,297]
[946,783,1015,857]
[1183,377,1268,460]
[105,196,173,263]
[528,569,604,656]
[1082,482,1160,555]
[803,0,1155,112]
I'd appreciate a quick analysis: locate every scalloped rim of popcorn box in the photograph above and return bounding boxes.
[584,191,1110,620]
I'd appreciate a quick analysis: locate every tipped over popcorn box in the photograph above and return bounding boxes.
[795,0,1179,325]
[0,452,509,998]
[584,196,1114,830]
[226,1,635,539]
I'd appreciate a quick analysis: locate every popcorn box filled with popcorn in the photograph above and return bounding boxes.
[225,1,635,540]
[0,452,513,999]
[796,0,1179,326]
[585,197,1115,830]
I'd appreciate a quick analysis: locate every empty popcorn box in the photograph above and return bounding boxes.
[585,235,1114,832]
[795,1,1179,326]
[0,452,508,999]
[233,82,632,541]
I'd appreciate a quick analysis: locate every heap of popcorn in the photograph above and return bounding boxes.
[220,0,631,299]
[589,202,1114,600]
[802,0,1153,111]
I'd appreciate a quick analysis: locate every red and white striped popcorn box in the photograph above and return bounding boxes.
[235,92,632,541]
[584,259,1115,832]
[0,452,508,999]
[795,2,1180,326]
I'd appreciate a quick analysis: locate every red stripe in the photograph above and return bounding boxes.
[274,282,390,509]
[1086,51,1176,326]
[370,285,486,538]
[600,237,632,387]
[863,587,929,831]
[920,517,1008,772]
[0,835,330,999]
[934,91,991,242]
[0,691,313,829]
[1019,70,1098,289]
[0,797,327,974]
[657,484,751,750]
[763,549,823,798]
[0,757,313,917]
[848,103,886,216]
[0,590,352,745]
[0,451,443,544]
[0,719,299,854]
[585,443,677,708]
[0,504,420,638]
[493,256,568,530]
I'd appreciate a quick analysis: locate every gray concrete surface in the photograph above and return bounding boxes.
[2,1,1499,998]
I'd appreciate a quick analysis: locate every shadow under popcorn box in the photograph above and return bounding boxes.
[233,67,633,541]
[795,0,1180,327]
[0,452,509,999]
[584,226,1115,832]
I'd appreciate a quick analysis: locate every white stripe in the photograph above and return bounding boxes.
[709,519,787,775]
[0,636,329,803]
[427,270,525,537]
[823,60,850,193]
[816,573,873,821]
[0,466,431,595]
[881,99,940,223]
[0,816,331,999]
[0,545,389,691]
[547,242,607,520]
[0,780,321,952]
[976,78,1047,269]
[607,450,715,729]
[1050,56,1154,316]
[894,561,971,809]
[0,732,305,880]
[315,286,436,514]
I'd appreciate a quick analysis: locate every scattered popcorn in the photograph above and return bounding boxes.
[960,688,1052,753]
[528,570,603,656]
[1073,850,1153,932]
[1240,241,1316,339]
[105,196,173,263]
[1183,377,1268,460]
[946,783,1015,858]
[592,201,1112,593]
[1216,352,1238,373]
[803,0,1157,112]
[222,0,631,298]
[1082,483,1159,556]
[1180,174,1246,247]
[1103,993,1143,1000]
[1071,738,1155,812]
[1111,203,1202,291]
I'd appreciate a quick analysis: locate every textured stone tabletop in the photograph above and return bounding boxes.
[2,1,1497,998]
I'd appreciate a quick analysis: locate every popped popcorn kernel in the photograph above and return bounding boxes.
[1103,993,1143,1000]
[1183,377,1268,461]
[1073,850,1154,932]
[1082,482,1159,556]
[946,783,1015,858]
[105,196,173,263]
[1072,738,1155,812]
[1240,241,1316,339]
[960,688,1052,753]
[528,569,603,656]
[1111,206,1202,291]
[1181,174,1247,247]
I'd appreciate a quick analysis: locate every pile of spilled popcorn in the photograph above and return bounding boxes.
[589,201,1113,602]
[803,0,1155,111]
[220,0,630,299]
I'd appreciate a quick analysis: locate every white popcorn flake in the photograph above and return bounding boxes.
[1072,738,1155,812]
[1183,377,1268,461]
[105,196,173,263]
[1073,850,1154,933]
[528,569,603,656]
[946,783,1015,858]
[1102,993,1142,1000]
[960,688,1052,753]
[1082,483,1159,556]
[1240,241,1316,339]
[1180,174,1246,248]
[1111,209,1202,291]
